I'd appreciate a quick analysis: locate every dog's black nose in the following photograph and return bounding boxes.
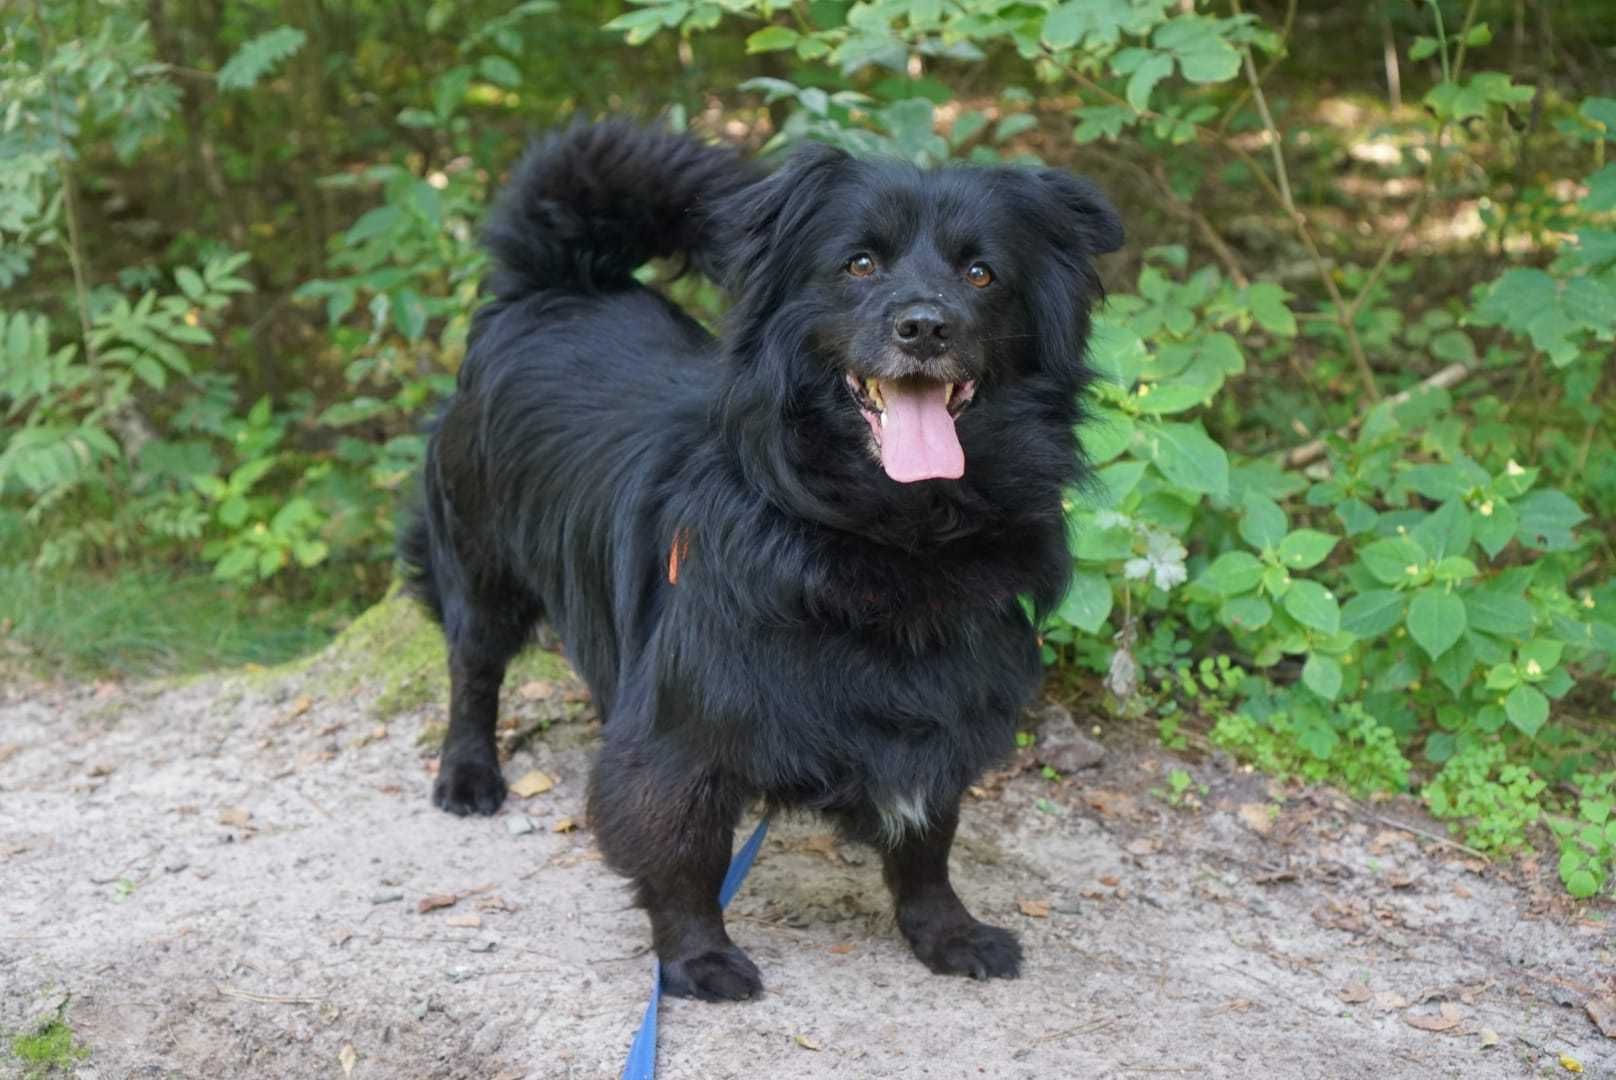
[893,303,950,355]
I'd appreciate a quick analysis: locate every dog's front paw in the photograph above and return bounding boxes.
[661,945,763,1002]
[906,919,1022,980]
[432,756,507,816]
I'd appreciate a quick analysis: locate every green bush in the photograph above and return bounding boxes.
[2,0,1613,896]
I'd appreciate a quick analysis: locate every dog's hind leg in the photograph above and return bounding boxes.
[432,586,540,816]
[881,797,1023,980]
[589,739,762,1002]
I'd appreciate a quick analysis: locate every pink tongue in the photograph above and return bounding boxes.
[875,379,964,483]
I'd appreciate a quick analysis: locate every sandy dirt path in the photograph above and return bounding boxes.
[3,596,1613,1079]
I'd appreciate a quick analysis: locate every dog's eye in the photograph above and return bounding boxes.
[965,262,994,288]
[847,254,876,278]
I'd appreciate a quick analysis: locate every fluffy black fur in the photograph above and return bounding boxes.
[401,120,1121,1001]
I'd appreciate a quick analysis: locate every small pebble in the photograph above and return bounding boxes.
[467,937,498,953]
[505,815,535,836]
[371,891,404,904]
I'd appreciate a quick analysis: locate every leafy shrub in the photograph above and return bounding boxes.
[3,0,1613,895]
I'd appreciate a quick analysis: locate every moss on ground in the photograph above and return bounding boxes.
[291,588,576,720]
[10,1019,88,1077]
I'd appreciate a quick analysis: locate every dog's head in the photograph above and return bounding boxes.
[713,143,1121,521]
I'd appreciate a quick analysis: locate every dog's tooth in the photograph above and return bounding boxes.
[880,410,887,427]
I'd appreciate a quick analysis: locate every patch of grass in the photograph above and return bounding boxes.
[10,1019,88,1077]
[0,562,355,678]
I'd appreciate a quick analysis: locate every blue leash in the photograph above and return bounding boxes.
[621,816,771,1080]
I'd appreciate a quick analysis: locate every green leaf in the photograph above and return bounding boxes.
[1583,164,1616,213]
[1503,684,1549,738]
[746,26,800,53]
[1072,105,1135,144]
[1407,589,1466,660]
[478,56,522,88]
[1302,652,1342,701]
[1358,536,1427,586]
[392,288,427,341]
[1057,571,1113,633]
[1133,379,1210,414]
[1408,36,1438,61]
[1432,555,1478,582]
[1153,16,1241,84]
[175,267,205,301]
[1239,491,1286,550]
[1517,638,1563,676]
[1341,590,1406,638]
[1122,51,1174,110]
[1336,498,1379,536]
[1430,633,1477,695]
[1277,529,1337,570]
[1515,489,1587,551]
[1464,590,1533,635]
[1474,499,1518,558]
[1246,283,1297,336]
[1283,580,1340,634]
[1204,551,1263,596]
[1410,500,1472,562]
[1430,329,1476,363]
[1083,411,1134,464]
[217,27,307,91]
[1138,421,1229,497]
[1219,595,1272,632]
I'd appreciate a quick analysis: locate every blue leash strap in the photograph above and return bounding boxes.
[621,815,771,1080]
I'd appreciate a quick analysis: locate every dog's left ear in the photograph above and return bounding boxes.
[712,140,849,290]
[1037,169,1124,255]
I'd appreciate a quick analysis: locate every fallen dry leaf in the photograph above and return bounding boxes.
[1098,874,1120,887]
[1586,995,1616,1038]
[1338,983,1372,1004]
[217,807,253,829]
[801,834,839,861]
[1374,991,1409,1011]
[518,680,555,701]
[1237,803,1274,835]
[793,1034,822,1051]
[1453,883,1473,899]
[1018,898,1051,918]
[339,1042,357,1077]
[446,913,482,929]
[417,894,457,914]
[1404,1002,1462,1033]
[1479,1028,1499,1049]
[290,695,313,718]
[1125,838,1159,856]
[510,770,555,798]
[552,816,580,833]
[475,894,517,913]
[827,943,854,955]
[1560,1053,1583,1073]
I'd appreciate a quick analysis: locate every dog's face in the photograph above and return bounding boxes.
[717,144,1121,497]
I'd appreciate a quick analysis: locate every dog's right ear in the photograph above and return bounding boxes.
[711,140,849,291]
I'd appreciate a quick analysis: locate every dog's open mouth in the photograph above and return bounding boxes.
[845,373,977,484]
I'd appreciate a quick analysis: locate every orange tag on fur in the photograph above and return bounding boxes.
[667,528,691,585]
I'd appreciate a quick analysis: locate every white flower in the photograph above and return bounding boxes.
[1094,509,1131,530]
[1140,529,1189,591]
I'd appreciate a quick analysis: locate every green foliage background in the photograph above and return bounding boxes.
[3,0,1614,897]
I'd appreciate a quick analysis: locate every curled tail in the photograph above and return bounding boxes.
[482,120,761,299]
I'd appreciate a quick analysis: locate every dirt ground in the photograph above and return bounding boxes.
[3,595,1614,1079]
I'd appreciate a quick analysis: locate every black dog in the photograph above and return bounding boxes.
[402,121,1121,1000]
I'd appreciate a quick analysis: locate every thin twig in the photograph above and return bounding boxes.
[1361,812,1490,861]
[215,985,323,1005]
[1283,362,1473,468]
